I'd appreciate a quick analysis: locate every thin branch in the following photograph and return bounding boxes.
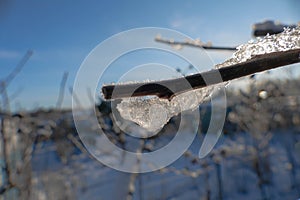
[8,86,24,102]
[4,50,33,86]
[56,72,69,108]
[0,81,10,112]
[155,37,236,51]
[86,87,94,105]
[66,133,102,163]
[0,50,33,112]
[102,49,300,100]
[69,86,82,108]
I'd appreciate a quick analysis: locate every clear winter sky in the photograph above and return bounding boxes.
[0,0,299,111]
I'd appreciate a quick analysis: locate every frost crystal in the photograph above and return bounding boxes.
[117,26,300,132]
[216,26,300,68]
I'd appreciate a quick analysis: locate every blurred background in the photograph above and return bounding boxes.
[1,0,300,199]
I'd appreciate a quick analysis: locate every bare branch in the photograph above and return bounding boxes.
[56,72,69,109]
[0,81,10,112]
[155,36,236,51]
[0,50,33,112]
[102,49,300,100]
[4,50,33,86]
[8,86,24,102]
[86,87,94,105]
[69,86,82,108]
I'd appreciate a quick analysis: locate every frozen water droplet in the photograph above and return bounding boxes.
[172,44,183,50]
[259,90,268,99]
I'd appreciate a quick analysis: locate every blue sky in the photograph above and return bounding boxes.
[0,0,299,111]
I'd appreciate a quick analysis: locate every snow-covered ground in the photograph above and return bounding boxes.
[29,113,300,200]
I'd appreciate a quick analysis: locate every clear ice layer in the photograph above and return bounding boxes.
[117,26,300,132]
[117,87,212,132]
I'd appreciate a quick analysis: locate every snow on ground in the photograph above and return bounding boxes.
[29,111,300,200]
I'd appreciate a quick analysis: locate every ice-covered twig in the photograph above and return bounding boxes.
[155,36,236,51]
[102,48,300,100]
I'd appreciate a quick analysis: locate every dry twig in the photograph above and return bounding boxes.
[155,37,236,51]
[56,72,69,108]
[0,50,33,112]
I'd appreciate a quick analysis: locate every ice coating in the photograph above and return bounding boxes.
[117,86,212,132]
[216,26,300,68]
[117,26,300,132]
